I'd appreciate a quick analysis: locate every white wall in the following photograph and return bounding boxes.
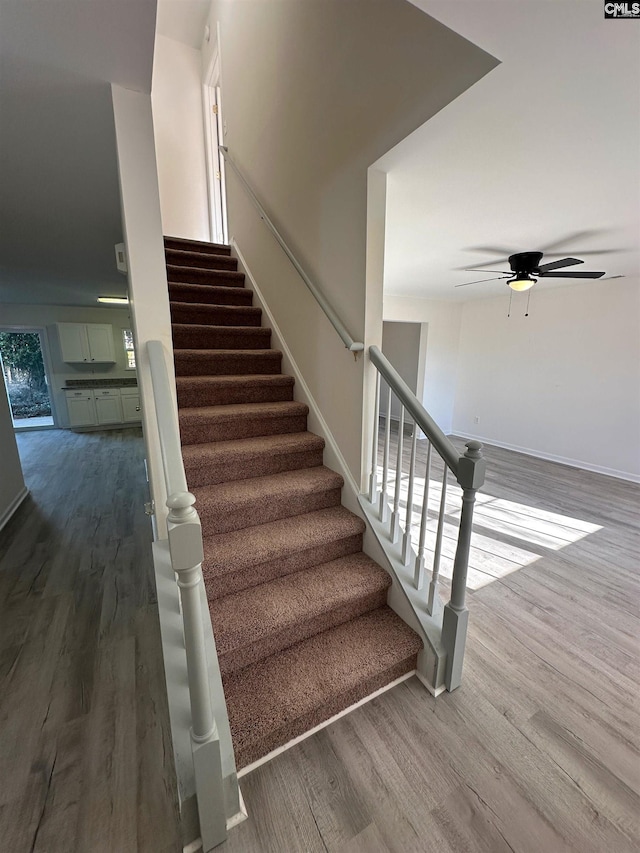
[380,320,421,420]
[383,295,462,433]
[0,303,134,428]
[452,278,640,481]
[112,83,175,538]
[0,376,26,531]
[152,33,210,241]
[206,0,493,482]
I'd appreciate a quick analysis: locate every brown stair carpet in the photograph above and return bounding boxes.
[165,234,421,769]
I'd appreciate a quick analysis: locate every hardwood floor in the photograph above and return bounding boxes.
[218,434,640,852]
[0,428,181,853]
[3,428,638,852]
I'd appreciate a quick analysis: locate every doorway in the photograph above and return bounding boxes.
[0,329,55,429]
[203,35,228,245]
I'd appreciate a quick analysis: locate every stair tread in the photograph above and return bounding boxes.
[168,282,252,303]
[211,552,390,658]
[164,236,231,255]
[179,399,308,422]
[166,248,236,264]
[167,264,244,279]
[182,431,324,472]
[170,301,260,315]
[176,374,294,389]
[223,607,421,768]
[202,505,365,576]
[193,465,342,517]
[172,322,269,334]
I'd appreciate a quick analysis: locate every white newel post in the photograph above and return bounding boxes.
[167,491,227,851]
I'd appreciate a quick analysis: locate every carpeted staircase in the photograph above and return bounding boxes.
[165,235,421,769]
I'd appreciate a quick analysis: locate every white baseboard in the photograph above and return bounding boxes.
[237,670,417,779]
[453,431,640,484]
[0,486,29,533]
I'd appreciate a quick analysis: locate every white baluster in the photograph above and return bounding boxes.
[390,405,405,543]
[368,370,381,502]
[427,468,448,615]
[378,384,392,522]
[414,442,432,589]
[402,422,418,565]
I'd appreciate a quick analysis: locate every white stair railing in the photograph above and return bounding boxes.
[367,346,486,691]
[147,340,230,851]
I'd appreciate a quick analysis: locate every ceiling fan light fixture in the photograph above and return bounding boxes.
[508,274,536,292]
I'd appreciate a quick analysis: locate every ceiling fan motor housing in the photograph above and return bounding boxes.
[508,251,543,275]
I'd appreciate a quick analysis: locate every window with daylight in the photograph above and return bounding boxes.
[123,329,136,369]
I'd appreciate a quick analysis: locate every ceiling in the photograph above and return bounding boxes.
[0,0,157,306]
[156,0,211,49]
[379,0,640,301]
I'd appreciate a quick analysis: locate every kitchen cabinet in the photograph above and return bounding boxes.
[65,390,97,427]
[120,388,141,422]
[94,388,123,425]
[64,387,140,428]
[58,323,116,363]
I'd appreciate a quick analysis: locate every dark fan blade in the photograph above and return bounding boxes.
[455,276,510,288]
[538,257,583,273]
[465,245,520,256]
[542,271,606,279]
[463,268,510,274]
[538,230,606,253]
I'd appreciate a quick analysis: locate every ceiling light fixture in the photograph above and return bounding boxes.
[97,296,129,305]
[508,274,536,292]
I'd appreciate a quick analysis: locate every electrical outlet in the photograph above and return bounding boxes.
[474,416,480,424]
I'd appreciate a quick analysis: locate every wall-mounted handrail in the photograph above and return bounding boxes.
[219,145,364,354]
[369,345,460,477]
[147,340,188,496]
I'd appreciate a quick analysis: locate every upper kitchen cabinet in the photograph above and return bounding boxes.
[57,323,116,363]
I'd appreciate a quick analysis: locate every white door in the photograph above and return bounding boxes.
[204,48,228,245]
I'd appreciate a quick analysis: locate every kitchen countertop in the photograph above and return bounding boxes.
[63,378,138,389]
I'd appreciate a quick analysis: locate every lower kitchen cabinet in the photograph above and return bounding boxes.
[64,387,140,428]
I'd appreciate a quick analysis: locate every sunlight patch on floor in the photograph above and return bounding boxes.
[377,466,602,591]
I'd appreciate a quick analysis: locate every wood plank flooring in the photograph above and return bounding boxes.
[218,434,640,852]
[2,428,638,852]
[0,428,181,853]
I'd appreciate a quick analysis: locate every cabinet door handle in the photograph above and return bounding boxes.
[135,406,141,412]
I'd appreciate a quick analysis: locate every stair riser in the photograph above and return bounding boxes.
[165,250,237,271]
[200,487,342,536]
[184,448,324,488]
[170,304,262,327]
[217,588,389,677]
[164,238,231,256]
[180,413,308,445]
[172,326,271,350]
[174,352,282,376]
[167,265,245,287]
[204,533,363,600]
[177,382,294,408]
[168,283,253,307]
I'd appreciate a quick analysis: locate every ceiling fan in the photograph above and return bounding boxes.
[456,251,606,291]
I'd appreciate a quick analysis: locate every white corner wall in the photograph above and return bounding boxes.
[0,380,26,531]
[208,0,495,481]
[152,33,210,241]
[383,295,463,433]
[452,278,640,481]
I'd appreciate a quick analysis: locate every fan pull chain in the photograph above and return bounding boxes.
[525,289,532,317]
[507,289,513,318]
